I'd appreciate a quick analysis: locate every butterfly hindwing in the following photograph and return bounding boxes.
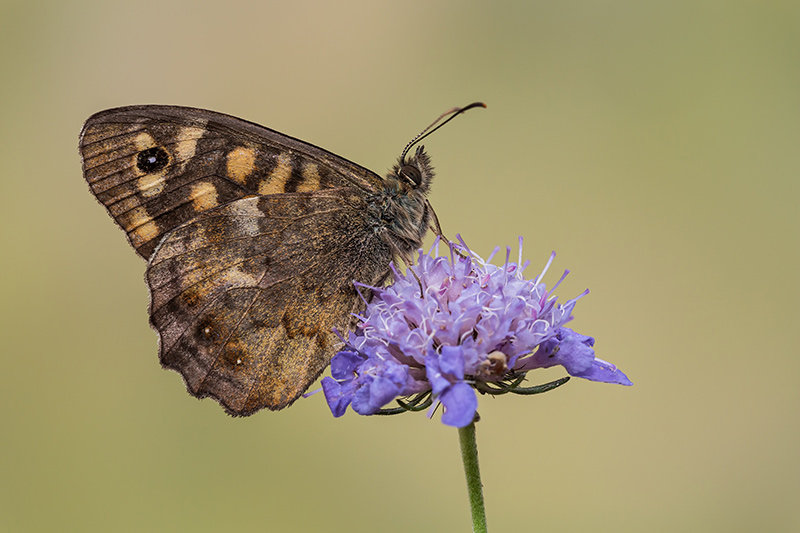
[79,105,384,258]
[146,191,392,414]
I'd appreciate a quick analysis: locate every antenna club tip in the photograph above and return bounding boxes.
[462,102,487,111]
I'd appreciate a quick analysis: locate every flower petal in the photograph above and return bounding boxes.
[329,350,365,380]
[439,345,465,379]
[352,375,403,415]
[440,382,478,428]
[572,358,633,386]
[321,377,356,417]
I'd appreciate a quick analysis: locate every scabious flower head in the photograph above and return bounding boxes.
[321,237,631,427]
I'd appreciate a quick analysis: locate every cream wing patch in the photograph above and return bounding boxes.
[174,125,206,171]
[226,146,257,185]
[134,132,157,151]
[297,162,321,192]
[189,181,219,211]
[258,152,292,195]
[137,172,167,197]
[125,206,160,248]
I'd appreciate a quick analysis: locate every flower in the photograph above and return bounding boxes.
[321,237,631,427]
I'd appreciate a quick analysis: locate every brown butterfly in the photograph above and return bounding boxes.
[79,103,484,416]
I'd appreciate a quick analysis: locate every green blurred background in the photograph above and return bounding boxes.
[2,1,798,531]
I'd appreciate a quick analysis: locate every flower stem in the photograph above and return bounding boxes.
[458,420,488,533]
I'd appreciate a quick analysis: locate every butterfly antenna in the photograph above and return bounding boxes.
[400,102,486,161]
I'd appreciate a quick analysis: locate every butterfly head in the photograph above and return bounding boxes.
[391,145,435,194]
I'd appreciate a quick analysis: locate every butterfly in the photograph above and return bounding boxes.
[79,103,484,416]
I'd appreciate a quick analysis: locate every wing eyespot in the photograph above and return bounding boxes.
[136,146,170,173]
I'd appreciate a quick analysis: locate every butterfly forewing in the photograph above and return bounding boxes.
[79,105,383,259]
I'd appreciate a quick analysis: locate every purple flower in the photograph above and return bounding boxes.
[321,237,632,427]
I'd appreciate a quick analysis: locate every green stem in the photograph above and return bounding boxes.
[458,420,488,533]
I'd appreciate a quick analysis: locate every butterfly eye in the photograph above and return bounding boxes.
[400,165,422,187]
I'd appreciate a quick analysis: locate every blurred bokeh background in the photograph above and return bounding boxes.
[2,1,798,531]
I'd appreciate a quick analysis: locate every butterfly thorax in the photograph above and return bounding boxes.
[370,146,435,263]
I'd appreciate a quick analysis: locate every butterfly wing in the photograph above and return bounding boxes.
[79,105,384,258]
[147,192,392,414]
[79,105,396,414]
